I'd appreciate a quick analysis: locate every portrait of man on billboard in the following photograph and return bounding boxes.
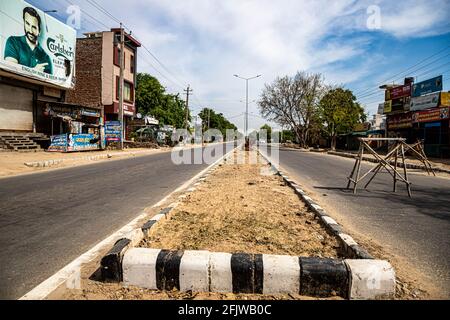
[3,6,53,74]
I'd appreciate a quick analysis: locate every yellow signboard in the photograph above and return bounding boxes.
[384,100,392,114]
[441,92,450,107]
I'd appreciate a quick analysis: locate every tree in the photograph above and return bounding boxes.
[258,72,326,148]
[199,108,238,141]
[319,88,366,150]
[136,73,189,128]
[259,124,272,142]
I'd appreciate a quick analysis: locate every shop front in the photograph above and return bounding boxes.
[40,102,105,152]
[412,107,450,158]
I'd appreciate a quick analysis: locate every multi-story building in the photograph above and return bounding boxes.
[66,28,141,140]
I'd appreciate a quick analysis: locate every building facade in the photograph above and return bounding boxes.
[383,76,450,158]
[66,28,141,140]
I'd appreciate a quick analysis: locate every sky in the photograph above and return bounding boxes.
[29,0,450,132]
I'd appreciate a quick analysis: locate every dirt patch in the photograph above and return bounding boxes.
[139,150,341,258]
[56,149,345,300]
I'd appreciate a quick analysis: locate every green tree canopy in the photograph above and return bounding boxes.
[199,108,238,139]
[319,87,366,150]
[136,73,189,128]
[259,124,272,142]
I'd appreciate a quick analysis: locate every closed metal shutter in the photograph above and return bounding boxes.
[0,83,33,131]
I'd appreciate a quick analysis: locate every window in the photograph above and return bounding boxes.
[130,55,134,74]
[124,81,133,102]
[114,46,123,67]
[116,76,134,102]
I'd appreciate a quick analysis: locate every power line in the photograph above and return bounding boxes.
[353,44,450,96]
[60,0,110,30]
[81,0,188,91]
[357,60,450,101]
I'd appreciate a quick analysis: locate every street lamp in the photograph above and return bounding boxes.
[234,74,261,137]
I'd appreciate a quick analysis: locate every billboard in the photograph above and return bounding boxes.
[48,133,100,152]
[105,121,122,142]
[0,0,76,89]
[410,92,440,111]
[440,92,450,107]
[387,113,413,130]
[412,75,443,97]
[412,107,449,123]
[386,84,411,101]
[384,100,392,114]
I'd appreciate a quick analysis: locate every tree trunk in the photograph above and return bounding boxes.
[331,135,337,151]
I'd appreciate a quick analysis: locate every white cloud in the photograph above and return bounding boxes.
[73,0,450,130]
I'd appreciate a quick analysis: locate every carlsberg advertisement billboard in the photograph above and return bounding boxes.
[0,0,76,89]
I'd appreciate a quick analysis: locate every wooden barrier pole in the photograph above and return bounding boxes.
[353,143,364,194]
[393,142,398,193]
[401,143,412,198]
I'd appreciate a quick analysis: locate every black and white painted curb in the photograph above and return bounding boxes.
[122,248,396,300]
[100,147,238,282]
[257,149,373,260]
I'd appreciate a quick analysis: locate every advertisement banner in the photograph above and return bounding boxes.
[412,75,443,97]
[410,92,440,111]
[386,84,411,101]
[387,113,413,130]
[441,92,450,107]
[48,134,68,152]
[68,134,99,151]
[384,100,392,114]
[48,134,100,152]
[105,121,122,142]
[0,0,76,88]
[412,107,449,123]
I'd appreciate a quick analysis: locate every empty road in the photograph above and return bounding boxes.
[0,143,234,299]
[269,147,450,296]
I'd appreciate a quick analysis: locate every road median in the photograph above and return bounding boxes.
[57,148,395,300]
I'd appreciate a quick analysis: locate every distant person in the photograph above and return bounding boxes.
[4,7,53,74]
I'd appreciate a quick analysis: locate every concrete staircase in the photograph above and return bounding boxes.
[0,133,44,152]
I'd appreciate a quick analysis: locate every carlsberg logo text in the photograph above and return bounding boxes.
[47,38,74,60]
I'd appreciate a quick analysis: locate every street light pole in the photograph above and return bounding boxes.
[234,74,261,137]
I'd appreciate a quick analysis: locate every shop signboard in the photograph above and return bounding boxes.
[354,122,371,132]
[386,84,412,101]
[384,100,392,114]
[105,121,122,142]
[81,108,101,118]
[391,97,407,113]
[48,133,100,152]
[410,92,440,111]
[412,75,443,97]
[387,113,413,130]
[48,134,68,152]
[412,107,449,123]
[440,92,450,107]
[68,134,99,151]
[0,0,77,89]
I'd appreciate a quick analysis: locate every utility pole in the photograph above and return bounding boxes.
[184,85,193,131]
[119,23,125,150]
[207,108,210,130]
[234,74,261,138]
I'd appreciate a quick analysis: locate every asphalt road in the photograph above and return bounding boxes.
[0,143,235,300]
[270,147,450,295]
